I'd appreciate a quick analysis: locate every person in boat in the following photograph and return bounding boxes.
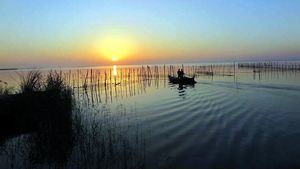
[177,69,184,79]
[177,69,181,78]
[180,69,184,78]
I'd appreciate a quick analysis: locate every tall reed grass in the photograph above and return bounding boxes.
[19,71,43,93]
[0,70,146,169]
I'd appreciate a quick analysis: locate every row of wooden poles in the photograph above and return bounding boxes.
[62,65,193,89]
[60,64,237,104]
[59,62,299,104]
[62,62,300,91]
[61,65,199,104]
[62,66,167,104]
[238,61,300,71]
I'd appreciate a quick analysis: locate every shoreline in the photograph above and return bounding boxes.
[1,59,300,72]
[0,68,18,71]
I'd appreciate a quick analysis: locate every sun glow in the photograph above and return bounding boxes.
[112,56,117,62]
[95,35,136,63]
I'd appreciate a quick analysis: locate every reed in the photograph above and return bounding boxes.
[1,103,145,169]
[19,71,43,93]
[8,62,298,105]
[69,104,146,169]
[45,71,67,92]
[1,69,146,169]
[0,81,13,95]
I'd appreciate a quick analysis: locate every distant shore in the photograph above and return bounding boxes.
[0,68,18,71]
[1,59,300,72]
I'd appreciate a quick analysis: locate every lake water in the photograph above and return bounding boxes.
[1,63,300,169]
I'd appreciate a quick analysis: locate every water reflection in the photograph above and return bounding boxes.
[0,90,74,168]
[176,84,195,98]
[113,65,117,76]
[0,90,146,169]
[65,64,300,105]
[1,63,300,169]
[1,64,299,102]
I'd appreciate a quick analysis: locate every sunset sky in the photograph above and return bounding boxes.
[1,0,300,68]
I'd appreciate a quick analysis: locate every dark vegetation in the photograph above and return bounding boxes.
[0,70,146,169]
[0,80,12,95]
[0,71,72,141]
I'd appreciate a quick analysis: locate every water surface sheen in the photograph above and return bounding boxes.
[1,65,300,169]
[126,73,300,169]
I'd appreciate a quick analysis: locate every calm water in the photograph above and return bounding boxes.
[1,63,300,169]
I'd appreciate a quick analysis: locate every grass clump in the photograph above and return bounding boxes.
[1,70,73,140]
[19,71,43,93]
[0,85,10,95]
[19,70,70,93]
[0,81,13,96]
[45,71,66,92]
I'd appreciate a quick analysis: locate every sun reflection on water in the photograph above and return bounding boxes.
[113,65,117,76]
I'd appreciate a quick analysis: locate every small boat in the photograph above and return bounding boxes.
[168,75,196,84]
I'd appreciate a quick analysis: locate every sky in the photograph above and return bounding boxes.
[0,0,300,68]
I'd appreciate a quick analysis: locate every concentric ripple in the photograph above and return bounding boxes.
[129,76,300,169]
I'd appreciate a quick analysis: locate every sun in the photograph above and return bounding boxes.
[95,34,136,63]
[112,56,117,62]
